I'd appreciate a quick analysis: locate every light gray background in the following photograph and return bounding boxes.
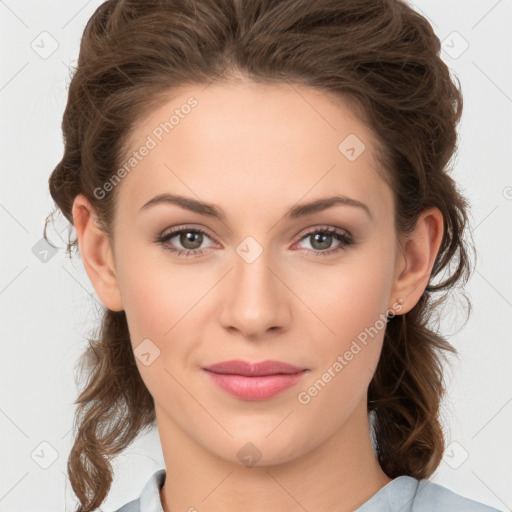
[1,0,511,511]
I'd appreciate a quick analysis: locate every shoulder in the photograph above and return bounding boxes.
[113,498,139,512]
[355,475,503,512]
[110,468,166,512]
[411,478,503,512]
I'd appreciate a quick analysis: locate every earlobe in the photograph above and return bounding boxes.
[71,194,124,312]
[390,207,444,315]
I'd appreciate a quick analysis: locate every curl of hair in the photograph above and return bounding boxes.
[45,0,473,509]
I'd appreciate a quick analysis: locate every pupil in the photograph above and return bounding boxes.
[312,233,331,250]
[181,231,203,249]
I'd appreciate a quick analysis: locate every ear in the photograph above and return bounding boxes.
[71,194,124,312]
[389,206,444,315]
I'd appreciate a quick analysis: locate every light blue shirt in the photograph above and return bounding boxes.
[114,468,503,512]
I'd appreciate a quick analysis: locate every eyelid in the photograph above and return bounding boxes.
[157,223,351,246]
[155,223,354,259]
[294,224,352,240]
[157,224,220,247]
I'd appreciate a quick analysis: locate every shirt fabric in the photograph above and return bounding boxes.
[113,468,503,512]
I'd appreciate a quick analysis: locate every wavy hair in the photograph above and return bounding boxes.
[44,0,473,509]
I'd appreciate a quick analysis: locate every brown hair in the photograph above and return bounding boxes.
[45,0,473,510]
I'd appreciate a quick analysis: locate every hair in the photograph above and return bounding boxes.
[45,0,474,510]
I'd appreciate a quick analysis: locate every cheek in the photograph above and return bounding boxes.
[294,252,392,408]
[114,235,205,341]
[114,248,204,401]
[299,252,392,352]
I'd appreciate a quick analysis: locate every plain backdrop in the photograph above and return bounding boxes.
[1,0,511,511]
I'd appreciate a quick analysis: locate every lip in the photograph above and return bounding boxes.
[203,359,308,401]
[204,359,305,376]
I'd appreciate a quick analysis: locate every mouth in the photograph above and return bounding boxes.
[203,359,307,376]
[202,359,309,400]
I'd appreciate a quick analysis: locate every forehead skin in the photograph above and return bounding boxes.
[111,79,394,250]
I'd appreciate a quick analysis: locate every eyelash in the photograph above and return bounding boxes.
[155,225,354,258]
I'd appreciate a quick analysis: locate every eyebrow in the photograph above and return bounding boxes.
[139,193,372,221]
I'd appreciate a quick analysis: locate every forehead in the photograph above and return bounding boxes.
[115,80,392,222]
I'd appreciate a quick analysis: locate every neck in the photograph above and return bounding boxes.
[157,398,392,512]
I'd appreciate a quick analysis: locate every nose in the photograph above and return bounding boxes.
[218,244,291,340]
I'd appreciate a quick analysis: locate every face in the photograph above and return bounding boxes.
[106,79,403,465]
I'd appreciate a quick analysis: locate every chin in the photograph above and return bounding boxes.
[212,428,312,468]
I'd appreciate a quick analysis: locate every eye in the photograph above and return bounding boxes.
[293,227,354,256]
[155,225,355,258]
[155,226,216,257]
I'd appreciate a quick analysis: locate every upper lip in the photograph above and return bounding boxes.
[203,359,306,376]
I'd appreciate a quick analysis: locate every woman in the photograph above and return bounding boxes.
[45,0,502,510]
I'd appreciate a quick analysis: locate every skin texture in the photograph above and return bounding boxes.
[72,79,444,512]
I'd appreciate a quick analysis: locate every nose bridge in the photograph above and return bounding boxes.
[235,241,274,297]
[220,236,288,336]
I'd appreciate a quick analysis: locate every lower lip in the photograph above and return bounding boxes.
[203,369,307,400]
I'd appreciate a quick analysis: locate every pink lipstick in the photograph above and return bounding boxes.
[203,359,308,400]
